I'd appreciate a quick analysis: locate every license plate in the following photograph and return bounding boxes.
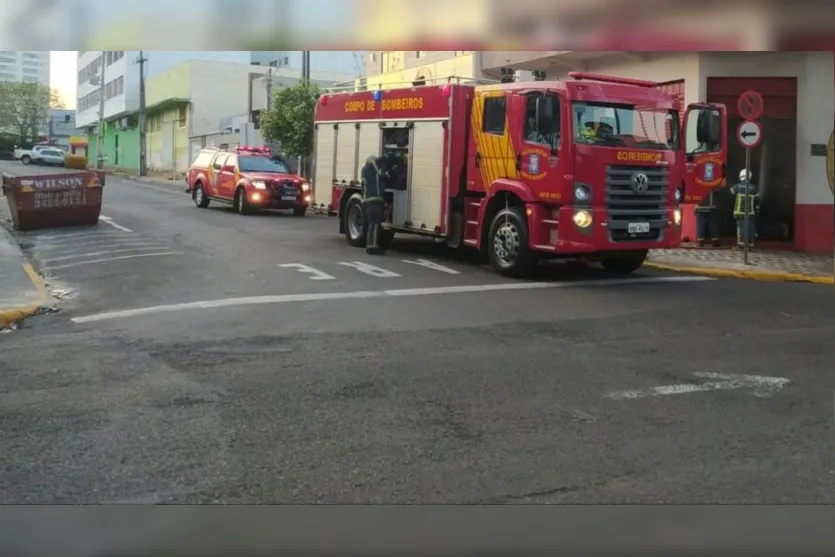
[281,195,296,201]
[627,222,650,234]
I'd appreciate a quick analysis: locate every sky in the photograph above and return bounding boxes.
[51,51,77,108]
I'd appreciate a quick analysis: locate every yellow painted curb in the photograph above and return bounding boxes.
[0,263,51,329]
[645,262,834,285]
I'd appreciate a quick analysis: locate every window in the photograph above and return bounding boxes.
[481,96,506,135]
[64,114,71,123]
[572,101,680,150]
[239,156,290,173]
[106,51,113,65]
[116,76,124,95]
[105,81,113,99]
[151,115,161,132]
[370,53,376,62]
[415,51,426,58]
[22,76,39,82]
[211,154,227,170]
[177,106,187,127]
[224,155,237,170]
[23,68,40,76]
[23,59,40,66]
[23,52,38,59]
[191,150,215,168]
[524,94,561,150]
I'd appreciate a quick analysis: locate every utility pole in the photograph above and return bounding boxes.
[95,52,106,169]
[137,50,148,176]
[301,51,310,84]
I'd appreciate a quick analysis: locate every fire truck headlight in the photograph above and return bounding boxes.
[573,209,593,228]
[674,188,682,203]
[574,185,590,202]
[251,180,267,190]
[301,182,310,192]
[673,209,682,226]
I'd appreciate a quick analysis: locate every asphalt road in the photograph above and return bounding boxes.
[0,164,832,505]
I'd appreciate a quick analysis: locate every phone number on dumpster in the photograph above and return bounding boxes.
[33,189,87,209]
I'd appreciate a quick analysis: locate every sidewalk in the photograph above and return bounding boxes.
[647,247,834,284]
[0,222,51,329]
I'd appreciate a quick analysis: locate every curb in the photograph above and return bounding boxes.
[645,262,834,285]
[0,263,52,329]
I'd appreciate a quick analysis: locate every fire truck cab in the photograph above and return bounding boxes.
[313,73,727,277]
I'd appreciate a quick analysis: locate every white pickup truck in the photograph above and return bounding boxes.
[13,144,53,165]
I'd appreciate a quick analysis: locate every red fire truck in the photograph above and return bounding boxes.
[312,73,727,277]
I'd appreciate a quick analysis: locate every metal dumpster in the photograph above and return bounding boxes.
[1,166,105,231]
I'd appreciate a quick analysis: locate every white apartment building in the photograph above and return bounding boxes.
[0,51,50,86]
[76,51,364,130]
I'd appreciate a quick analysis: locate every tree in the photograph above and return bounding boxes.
[259,80,320,159]
[0,81,63,142]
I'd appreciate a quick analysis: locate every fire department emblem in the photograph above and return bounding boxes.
[703,163,715,182]
[528,154,540,175]
[631,172,649,194]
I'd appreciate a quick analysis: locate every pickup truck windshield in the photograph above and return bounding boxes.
[239,156,290,173]
[573,101,679,150]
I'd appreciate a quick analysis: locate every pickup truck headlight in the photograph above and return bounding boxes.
[251,180,267,190]
[301,182,310,192]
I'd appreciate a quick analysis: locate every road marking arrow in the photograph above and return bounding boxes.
[606,372,790,400]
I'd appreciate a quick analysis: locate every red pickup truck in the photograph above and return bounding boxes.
[185,145,311,216]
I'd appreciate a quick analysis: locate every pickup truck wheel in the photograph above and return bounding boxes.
[600,250,648,275]
[343,195,367,248]
[21,155,31,165]
[193,184,210,208]
[235,187,251,215]
[487,207,538,278]
[292,206,307,217]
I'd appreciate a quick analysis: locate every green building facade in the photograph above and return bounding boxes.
[86,121,140,173]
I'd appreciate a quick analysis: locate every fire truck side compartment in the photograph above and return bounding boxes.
[313,124,336,207]
[409,121,446,232]
[335,124,357,185]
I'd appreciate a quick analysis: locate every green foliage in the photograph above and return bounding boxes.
[260,81,320,159]
[0,81,63,142]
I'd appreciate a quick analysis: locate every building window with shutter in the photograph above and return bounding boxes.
[178,106,187,127]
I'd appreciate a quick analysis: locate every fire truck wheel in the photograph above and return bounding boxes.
[487,207,538,278]
[600,250,648,274]
[193,184,210,208]
[343,195,367,248]
[235,187,251,215]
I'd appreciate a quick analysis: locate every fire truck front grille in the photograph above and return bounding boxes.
[604,164,669,242]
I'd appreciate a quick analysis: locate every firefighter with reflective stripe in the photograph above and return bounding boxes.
[360,154,399,255]
[730,169,760,248]
[695,178,726,247]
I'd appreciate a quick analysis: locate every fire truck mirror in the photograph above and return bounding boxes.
[696,109,721,148]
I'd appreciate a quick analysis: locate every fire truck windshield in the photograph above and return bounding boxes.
[239,156,291,173]
[572,101,680,150]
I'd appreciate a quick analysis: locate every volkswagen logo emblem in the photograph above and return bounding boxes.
[631,172,649,194]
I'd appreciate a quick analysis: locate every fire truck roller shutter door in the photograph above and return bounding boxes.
[357,123,382,175]
[313,124,336,208]
[335,124,358,185]
[408,121,446,232]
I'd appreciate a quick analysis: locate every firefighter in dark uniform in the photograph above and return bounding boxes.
[360,152,402,255]
[730,169,760,248]
[695,178,725,247]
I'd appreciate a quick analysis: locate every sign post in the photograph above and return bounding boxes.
[736,92,764,265]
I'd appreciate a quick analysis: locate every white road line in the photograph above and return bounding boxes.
[401,258,461,274]
[339,261,401,278]
[29,231,135,242]
[126,180,184,196]
[278,263,336,280]
[70,275,714,324]
[35,240,164,253]
[41,246,174,263]
[99,215,133,232]
[606,372,791,400]
[44,252,181,271]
